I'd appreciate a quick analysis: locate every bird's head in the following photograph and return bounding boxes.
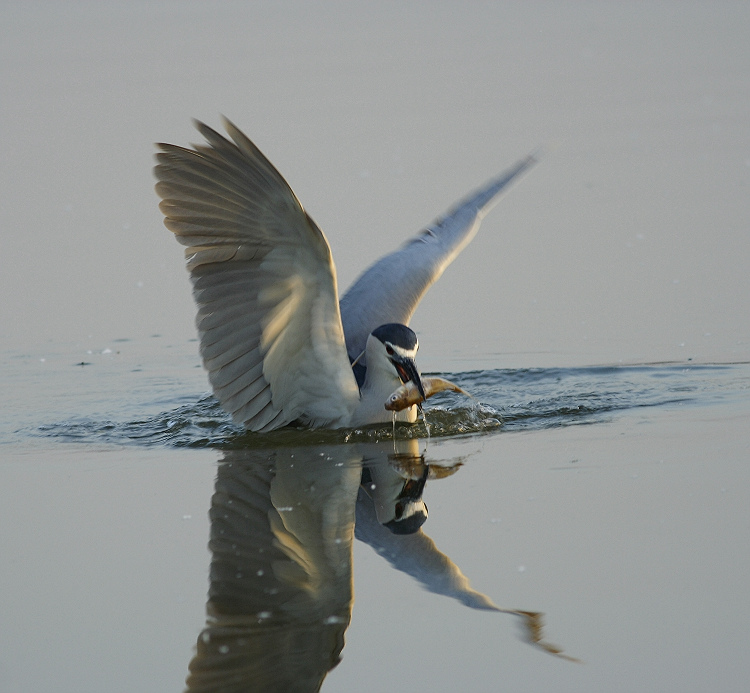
[369,323,426,401]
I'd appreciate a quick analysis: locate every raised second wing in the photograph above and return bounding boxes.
[340,154,538,362]
[154,119,359,431]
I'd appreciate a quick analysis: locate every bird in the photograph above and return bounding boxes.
[154,118,536,432]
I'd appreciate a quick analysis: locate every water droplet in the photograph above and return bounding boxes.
[323,615,346,625]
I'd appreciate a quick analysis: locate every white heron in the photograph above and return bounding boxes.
[154,119,536,432]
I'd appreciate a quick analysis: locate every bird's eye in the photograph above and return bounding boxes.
[385,345,394,356]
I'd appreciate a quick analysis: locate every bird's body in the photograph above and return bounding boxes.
[154,119,536,432]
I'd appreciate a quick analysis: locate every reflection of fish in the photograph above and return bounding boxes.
[384,376,471,412]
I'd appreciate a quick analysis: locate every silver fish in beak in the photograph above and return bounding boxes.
[385,376,471,412]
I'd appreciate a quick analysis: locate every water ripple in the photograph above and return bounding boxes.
[31,363,749,449]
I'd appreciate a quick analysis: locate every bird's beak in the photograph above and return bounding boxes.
[398,461,430,500]
[392,355,427,402]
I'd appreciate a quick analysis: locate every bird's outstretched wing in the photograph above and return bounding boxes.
[340,153,538,363]
[154,119,359,431]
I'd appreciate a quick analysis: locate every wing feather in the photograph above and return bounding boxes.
[340,153,538,362]
[208,352,264,392]
[155,119,359,431]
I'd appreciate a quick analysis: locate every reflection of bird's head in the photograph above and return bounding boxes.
[362,459,429,534]
[384,462,429,534]
[367,323,426,401]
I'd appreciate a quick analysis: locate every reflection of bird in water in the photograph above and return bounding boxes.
[356,440,577,661]
[185,441,574,692]
[154,120,536,431]
[355,453,578,661]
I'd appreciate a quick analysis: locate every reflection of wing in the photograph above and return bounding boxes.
[340,154,538,362]
[186,446,362,693]
[155,120,358,431]
[355,443,579,662]
[355,486,500,610]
